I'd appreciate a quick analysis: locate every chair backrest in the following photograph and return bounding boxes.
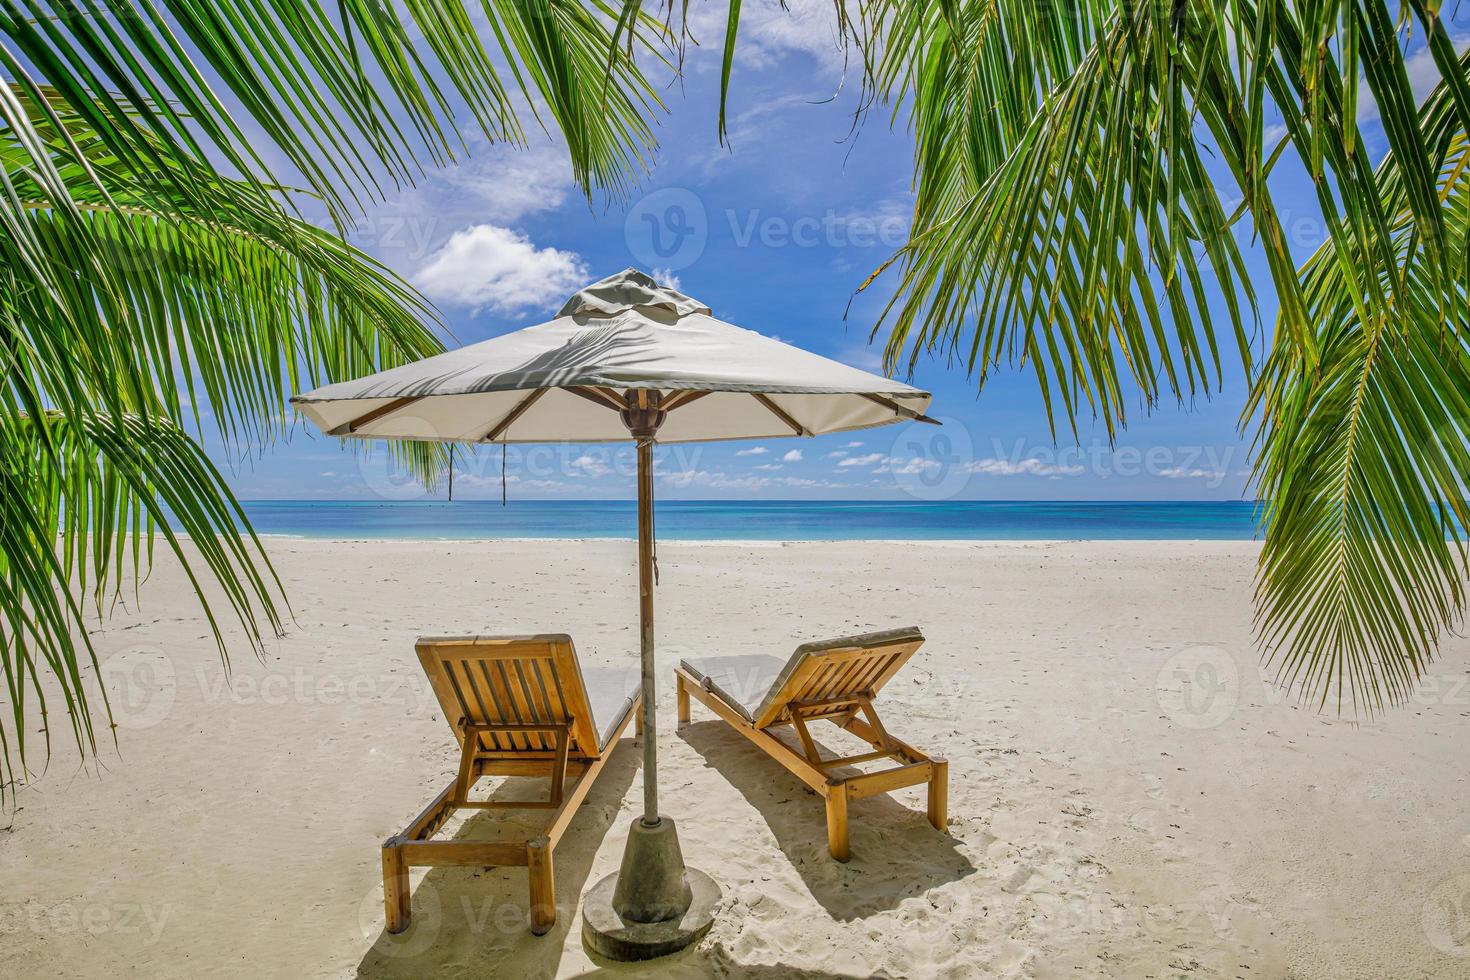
[752,627,924,729]
[415,635,602,758]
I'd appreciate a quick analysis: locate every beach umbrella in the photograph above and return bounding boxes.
[291,268,935,957]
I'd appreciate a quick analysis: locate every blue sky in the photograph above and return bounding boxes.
[208,2,1466,503]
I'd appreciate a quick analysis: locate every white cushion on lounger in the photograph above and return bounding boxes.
[581,666,643,750]
[677,654,788,722]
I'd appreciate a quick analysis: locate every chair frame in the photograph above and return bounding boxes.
[674,635,947,862]
[382,635,638,936]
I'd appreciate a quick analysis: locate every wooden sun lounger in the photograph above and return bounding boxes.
[382,635,640,936]
[674,627,947,861]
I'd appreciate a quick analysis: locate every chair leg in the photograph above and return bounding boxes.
[382,839,411,934]
[928,758,949,831]
[676,675,691,725]
[825,781,850,862]
[527,837,555,935]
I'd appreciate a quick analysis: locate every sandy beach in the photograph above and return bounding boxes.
[5,538,1469,979]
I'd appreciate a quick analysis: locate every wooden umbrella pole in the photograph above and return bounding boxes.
[636,434,658,823]
[622,391,667,825]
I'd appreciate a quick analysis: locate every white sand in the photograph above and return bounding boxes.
[5,539,1469,979]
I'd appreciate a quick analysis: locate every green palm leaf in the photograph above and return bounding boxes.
[1,0,668,793]
[853,1,1260,439]
[772,0,1470,710]
[0,95,454,791]
[1,0,663,226]
[1251,91,1470,712]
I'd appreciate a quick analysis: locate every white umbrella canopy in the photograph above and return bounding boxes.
[290,268,934,444]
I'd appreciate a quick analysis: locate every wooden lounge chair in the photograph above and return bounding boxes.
[382,635,640,936]
[673,627,947,861]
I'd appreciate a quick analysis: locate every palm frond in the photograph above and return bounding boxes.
[1251,80,1470,712]
[1,87,454,790]
[824,0,1470,710]
[0,0,664,228]
[855,1,1257,439]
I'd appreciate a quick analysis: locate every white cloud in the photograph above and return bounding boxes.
[659,468,849,492]
[690,0,851,74]
[451,473,582,496]
[753,463,783,471]
[1359,35,1470,122]
[876,457,940,476]
[569,454,610,477]
[736,446,769,456]
[652,267,683,291]
[351,140,578,272]
[694,93,813,175]
[1158,466,1225,480]
[414,224,587,315]
[825,450,848,459]
[843,441,863,448]
[682,2,857,173]
[965,457,1085,477]
[379,139,574,227]
[444,141,575,223]
[836,453,943,476]
[782,449,803,462]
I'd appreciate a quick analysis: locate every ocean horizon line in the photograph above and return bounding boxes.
[229,499,1263,541]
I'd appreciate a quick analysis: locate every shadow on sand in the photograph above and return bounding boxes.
[678,720,975,921]
[355,718,972,976]
[355,741,638,980]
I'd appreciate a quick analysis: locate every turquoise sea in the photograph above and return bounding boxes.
[238,500,1259,541]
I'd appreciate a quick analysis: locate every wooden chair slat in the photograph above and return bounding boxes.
[811,661,845,701]
[510,659,552,749]
[473,659,518,751]
[835,657,872,695]
[807,661,842,701]
[488,660,531,751]
[446,659,490,747]
[849,652,890,695]
[530,658,564,735]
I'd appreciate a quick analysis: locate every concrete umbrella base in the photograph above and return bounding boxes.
[581,817,720,961]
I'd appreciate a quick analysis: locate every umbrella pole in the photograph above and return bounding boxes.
[635,434,658,824]
[582,391,719,960]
